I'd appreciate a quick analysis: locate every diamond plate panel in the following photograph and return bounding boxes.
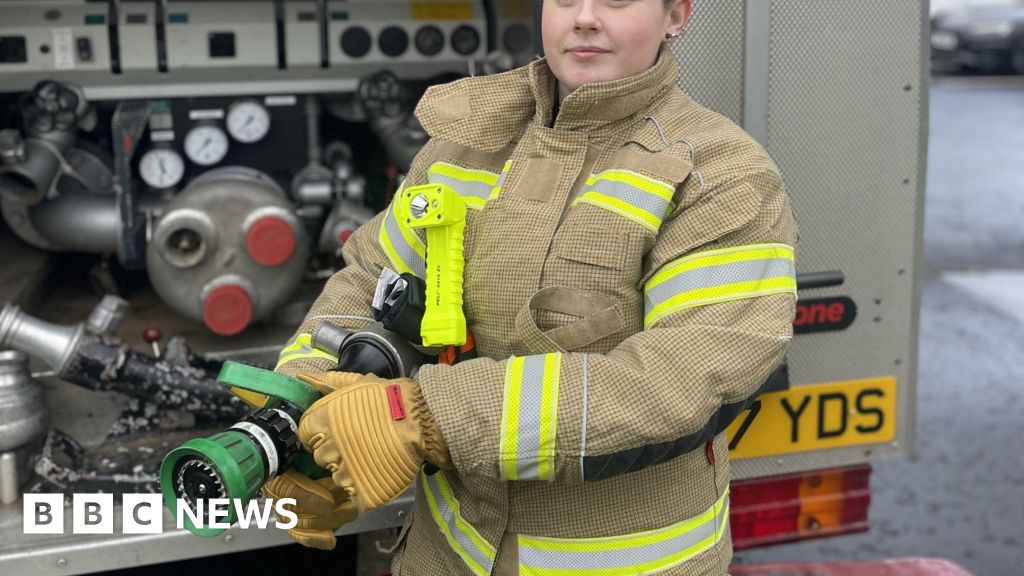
[669,0,745,123]
[732,0,927,479]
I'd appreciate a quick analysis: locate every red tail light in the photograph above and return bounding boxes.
[730,464,871,550]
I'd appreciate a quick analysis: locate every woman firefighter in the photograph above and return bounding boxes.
[264,1,798,574]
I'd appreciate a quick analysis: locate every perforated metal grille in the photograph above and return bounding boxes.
[732,0,927,479]
[669,0,745,124]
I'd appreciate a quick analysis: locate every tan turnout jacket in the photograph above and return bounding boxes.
[276,47,798,575]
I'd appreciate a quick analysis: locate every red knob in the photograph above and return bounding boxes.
[142,326,162,344]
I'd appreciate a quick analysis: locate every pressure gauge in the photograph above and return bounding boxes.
[226,100,271,144]
[184,124,229,166]
[138,147,185,189]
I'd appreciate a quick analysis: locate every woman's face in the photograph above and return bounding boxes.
[542,0,692,101]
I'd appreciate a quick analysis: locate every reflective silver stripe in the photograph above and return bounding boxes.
[518,493,730,575]
[578,353,590,478]
[500,353,561,481]
[426,162,501,209]
[383,203,426,278]
[495,168,509,188]
[429,172,494,202]
[490,161,512,200]
[589,178,671,221]
[645,258,795,314]
[514,355,547,480]
[422,471,496,575]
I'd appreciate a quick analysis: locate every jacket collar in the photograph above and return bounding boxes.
[528,45,680,133]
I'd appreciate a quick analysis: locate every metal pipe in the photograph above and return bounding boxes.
[0,131,76,206]
[0,452,17,504]
[0,304,84,374]
[796,271,846,290]
[0,302,247,421]
[86,294,130,335]
[27,187,120,253]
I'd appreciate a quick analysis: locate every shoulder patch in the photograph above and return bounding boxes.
[435,93,472,123]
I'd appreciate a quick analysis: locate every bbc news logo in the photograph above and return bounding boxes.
[22,494,298,534]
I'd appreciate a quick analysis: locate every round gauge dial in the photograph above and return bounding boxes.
[503,23,532,54]
[139,147,185,189]
[451,25,480,56]
[183,124,229,166]
[379,26,409,57]
[415,25,444,56]
[226,100,271,144]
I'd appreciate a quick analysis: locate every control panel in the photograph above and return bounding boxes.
[0,0,537,100]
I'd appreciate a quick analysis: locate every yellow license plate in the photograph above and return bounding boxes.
[411,2,474,20]
[725,376,897,460]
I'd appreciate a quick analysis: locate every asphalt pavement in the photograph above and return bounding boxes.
[734,75,1024,575]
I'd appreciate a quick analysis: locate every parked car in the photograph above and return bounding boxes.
[931,3,1024,73]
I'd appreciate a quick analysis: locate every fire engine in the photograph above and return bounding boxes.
[0,1,927,572]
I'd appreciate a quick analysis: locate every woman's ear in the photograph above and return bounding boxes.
[667,0,694,35]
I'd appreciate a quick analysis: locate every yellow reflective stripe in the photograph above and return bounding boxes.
[489,160,512,201]
[428,161,500,185]
[572,169,675,233]
[499,354,562,481]
[517,489,730,576]
[644,244,797,329]
[574,192,662,232]
[422,470,496,576]
[590,169,676,201]
[648,244,795,287]
[538,353,561,481]
[274,334,338,370]
[379,198,426,278]
[427,162,500,210]
[499,358,524,480]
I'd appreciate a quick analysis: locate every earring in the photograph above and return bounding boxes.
[664,31,682,40]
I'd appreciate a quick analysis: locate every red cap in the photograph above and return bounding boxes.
[245,216,295,267]
[203,284,252,336]
[338,229,354,244]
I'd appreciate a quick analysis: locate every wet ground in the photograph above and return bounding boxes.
[735,75,1024,575]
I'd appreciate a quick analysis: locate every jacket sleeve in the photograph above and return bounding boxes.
[274,140,438,378]
[416,165,798,482]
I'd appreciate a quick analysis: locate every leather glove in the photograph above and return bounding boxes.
[261,469,358,550]
[296,371,452,513]
[257,371,363,550]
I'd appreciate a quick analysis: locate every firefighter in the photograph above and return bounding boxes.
[264,0,798,573]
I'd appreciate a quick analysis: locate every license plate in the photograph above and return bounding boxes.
[726,376,897,460]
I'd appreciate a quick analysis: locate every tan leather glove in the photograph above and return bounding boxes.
[296,371,452,513]
[261,469,358,550]
[258,372,363,550]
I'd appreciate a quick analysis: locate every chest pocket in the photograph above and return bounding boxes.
[552,143,694,283]
[572,143,693,235]
[525,145,693,351]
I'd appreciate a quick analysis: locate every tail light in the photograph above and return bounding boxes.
[730,464,871,550]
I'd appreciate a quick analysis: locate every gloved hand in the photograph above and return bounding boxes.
[262,469,357,550]
[258,371,363,550]
[296,371,452,512]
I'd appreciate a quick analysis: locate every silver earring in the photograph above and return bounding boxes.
[664,31,681,40]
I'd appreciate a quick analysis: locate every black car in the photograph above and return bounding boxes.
[931,3,1024,73]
